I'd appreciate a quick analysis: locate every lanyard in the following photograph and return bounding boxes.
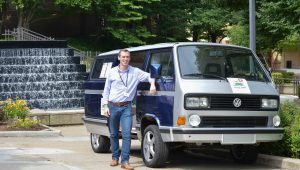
[118,69,128,87]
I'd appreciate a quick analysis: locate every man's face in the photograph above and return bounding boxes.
[118,51,130,67]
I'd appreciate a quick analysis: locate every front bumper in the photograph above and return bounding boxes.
[159,126,284,144]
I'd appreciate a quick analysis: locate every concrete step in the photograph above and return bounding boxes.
[29,109,84,126]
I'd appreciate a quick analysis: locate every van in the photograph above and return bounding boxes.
[83,42,283,167]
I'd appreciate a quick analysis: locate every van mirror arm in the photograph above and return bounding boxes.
[150,64,162,79]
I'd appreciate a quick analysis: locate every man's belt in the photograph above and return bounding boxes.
[108,101,130,107]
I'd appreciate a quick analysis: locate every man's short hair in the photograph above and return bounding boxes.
[119,49,130,56]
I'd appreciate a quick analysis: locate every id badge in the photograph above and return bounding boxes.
[124,92,129,97]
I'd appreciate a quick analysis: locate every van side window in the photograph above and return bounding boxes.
[130,51,147,69]
[91,58,113,79]
[150,51,174,77]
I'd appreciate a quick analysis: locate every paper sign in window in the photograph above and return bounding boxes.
[99,62,112,78]
[227,78,251,94]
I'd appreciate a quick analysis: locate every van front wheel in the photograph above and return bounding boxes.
[231,145,258,164]
[142,125,169,168]
[90,133,110,153]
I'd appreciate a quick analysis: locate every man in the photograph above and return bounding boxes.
[102,49,156,170]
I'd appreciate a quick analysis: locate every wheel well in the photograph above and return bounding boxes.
[141,116,158,135]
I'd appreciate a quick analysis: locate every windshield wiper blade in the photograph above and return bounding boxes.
[183,73,203,77]
[229,74,248,78]
[202,74,227,81]
[183,73,227,81]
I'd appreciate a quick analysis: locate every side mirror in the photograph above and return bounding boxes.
[150,64,162,78]
[267,67,272,77]
[85,72,90,80]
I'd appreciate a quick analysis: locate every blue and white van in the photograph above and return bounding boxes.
[83,42,283,167]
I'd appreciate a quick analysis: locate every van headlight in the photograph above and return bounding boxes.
[185,97,209,109]
[261,98,278,109]
[189,114,201,127]
[273,115,281,127]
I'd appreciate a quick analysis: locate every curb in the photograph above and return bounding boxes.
[192,148,300,170]
[257,154,300,170]
[0,124,62,137]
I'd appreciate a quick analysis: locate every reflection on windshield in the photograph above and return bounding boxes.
[177,45,270,82]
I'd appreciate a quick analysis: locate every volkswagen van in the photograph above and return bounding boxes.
[83,42,283,167]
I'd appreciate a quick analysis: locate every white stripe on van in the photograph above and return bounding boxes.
[85,90,175,96]
[137,90,175,96]
[85,90,103,95]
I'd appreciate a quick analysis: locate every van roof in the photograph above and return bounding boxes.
[98,42,250,56]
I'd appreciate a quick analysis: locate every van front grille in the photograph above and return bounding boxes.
[199,116,268,127]
[210,96,260,110]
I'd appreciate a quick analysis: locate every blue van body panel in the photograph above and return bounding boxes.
[85,94,102,119]
[136,95,173,126]
[84,81,105,119]
[136,77,175,126]
[85,81,105,90]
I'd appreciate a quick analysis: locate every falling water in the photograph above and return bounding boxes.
[0,43,87,109]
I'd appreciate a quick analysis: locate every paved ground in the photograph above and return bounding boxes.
[0,125,283,170]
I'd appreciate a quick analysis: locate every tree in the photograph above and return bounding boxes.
[187,0,243,42]
[257,0,300,52]
[13,0,40,28]
[0,0,62,29]
[55,0,158,45]
[0,0,7,33]
[225,24,249,47]
[143,0,189,42]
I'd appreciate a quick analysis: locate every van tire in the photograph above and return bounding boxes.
[90,133,110,153]
[142,125,169,167]
[231,145,258,164]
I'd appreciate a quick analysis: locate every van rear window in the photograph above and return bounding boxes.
[91,58,114,79]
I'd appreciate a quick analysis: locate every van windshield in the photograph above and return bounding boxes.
[177,45,270,82]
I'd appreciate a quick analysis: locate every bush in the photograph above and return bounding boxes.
[298,85,300,98]
[0,97,30,121]
[282,72,294,83]
[271,72,284,85]
[7,117,40,129]
[259,101,300,158]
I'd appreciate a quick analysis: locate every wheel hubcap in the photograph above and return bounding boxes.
[91,133,100,148]
[143,131,155,162]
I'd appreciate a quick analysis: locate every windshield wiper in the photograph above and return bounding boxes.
[228,74,248,78]
[228,74,268,82]
[183,73,227,81]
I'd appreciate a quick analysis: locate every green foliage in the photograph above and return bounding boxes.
[290,115,300,158]
[257,0,300,52]
[298,85,300,99]
[7,117,40,129]
[0,97,30,121]
[146,0,188,41]
[259,102,300,158]
[67,36,102,51]
[188,1,231,42]
[281,72,294,83]
[271,72,284,85]
[278,33,300,50]
[272,72,294,84]
[0,106,4,122]
[224,24,249,47]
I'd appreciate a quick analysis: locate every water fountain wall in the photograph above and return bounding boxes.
[0,41,87,109]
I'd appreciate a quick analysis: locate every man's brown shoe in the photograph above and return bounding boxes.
[110,159,119,166]
[121,163,134,170]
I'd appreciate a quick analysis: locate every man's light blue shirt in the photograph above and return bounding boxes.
[102,65,151,104]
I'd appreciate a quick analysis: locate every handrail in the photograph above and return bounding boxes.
[2,27,100,71]
[3,27,54,41]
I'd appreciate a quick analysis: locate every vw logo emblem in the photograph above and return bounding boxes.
[233,98,242,107]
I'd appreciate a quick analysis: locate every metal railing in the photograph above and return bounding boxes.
[3,27,54,41]
[70,46,101,71]
[2,27,100,71]
[273,78,300,96]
